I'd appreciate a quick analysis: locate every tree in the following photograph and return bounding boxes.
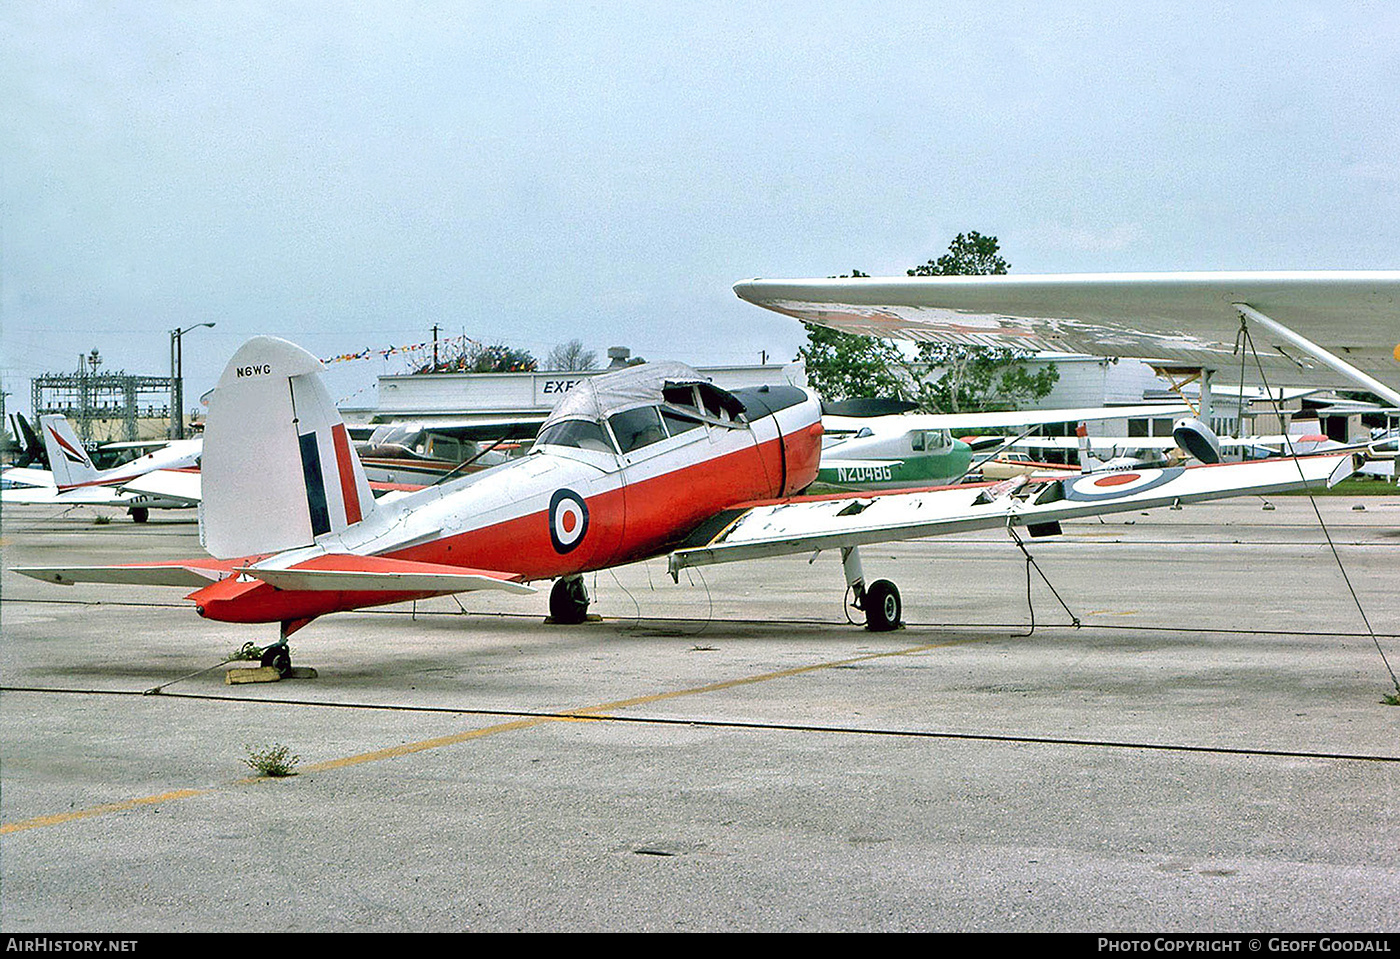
[908,233,1059,412]
[797,324,913,402]
[465,343,538,373]
[796,270,914,402]
[414,341,538,374]
[544,339,599,372]
[907,231,1009,277]
[916,346,1059,413]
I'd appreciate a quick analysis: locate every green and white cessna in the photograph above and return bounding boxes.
[818,404,1190,491]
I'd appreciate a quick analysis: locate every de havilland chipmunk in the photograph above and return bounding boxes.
[14,307,1370,676]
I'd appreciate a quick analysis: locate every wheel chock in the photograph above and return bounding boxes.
[225,666,282,685]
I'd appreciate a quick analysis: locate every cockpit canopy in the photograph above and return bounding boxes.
[909,429,954,451]
[532,361,807,456]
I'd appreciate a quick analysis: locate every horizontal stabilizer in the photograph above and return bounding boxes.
[13,562,231,588]
[119,469,203,506]
[238,554,535,595]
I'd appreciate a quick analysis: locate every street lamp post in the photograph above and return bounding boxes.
[170,323,215,440]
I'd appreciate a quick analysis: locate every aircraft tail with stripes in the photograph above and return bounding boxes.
[200,336,375,559]
[39,415,102,490]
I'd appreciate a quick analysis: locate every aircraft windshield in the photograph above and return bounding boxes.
[533,419,616,453]
[367,425,416,448]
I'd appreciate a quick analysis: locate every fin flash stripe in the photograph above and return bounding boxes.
[332,424,362,525]
[298,431,332,537]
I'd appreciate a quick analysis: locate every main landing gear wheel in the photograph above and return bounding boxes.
[260,643,292,678]
[549,576,590,625]
[862,579,902,632]
[129,507,149,523]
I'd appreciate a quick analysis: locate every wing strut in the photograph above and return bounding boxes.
[1234,303,1400,408]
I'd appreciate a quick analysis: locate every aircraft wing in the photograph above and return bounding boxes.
[366,416,548,441]
[735,272,1400,392]
[823,403,1192,435]
[14,560,236,588]
[236,554,535,594]
[1,485,136,507]
[1008,435,1332,452]
[14,553,533,597]
[669,452,1359,572]
[1,467,56,490]
[118,469,203,506]
[99,440,174,452]
[1010,436,1181,451]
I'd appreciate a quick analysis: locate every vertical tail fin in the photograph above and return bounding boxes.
[12,414,46,468]
[1075,423,1093,473]
[39,415,100,490]
[200,336,375,559]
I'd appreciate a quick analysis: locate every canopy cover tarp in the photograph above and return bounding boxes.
[541,362,709,427]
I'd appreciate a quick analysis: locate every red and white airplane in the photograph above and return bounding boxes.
[15,334,1361,676]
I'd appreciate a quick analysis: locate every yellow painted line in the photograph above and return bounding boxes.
[568,639,966,716]
[1,788,210,835]
[299,716,567,774]
[1,635,984,834]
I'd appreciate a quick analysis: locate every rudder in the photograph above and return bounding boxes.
[39,415,99,490]
[200,336,374,558]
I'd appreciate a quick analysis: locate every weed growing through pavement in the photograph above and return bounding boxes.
[244,743,301,777]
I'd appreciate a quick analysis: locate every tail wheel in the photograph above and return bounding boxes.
[260,644,292,678]
[549,577,590,625]
[864,579,902,632]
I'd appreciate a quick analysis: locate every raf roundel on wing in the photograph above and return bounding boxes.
[1063,467,1186,501]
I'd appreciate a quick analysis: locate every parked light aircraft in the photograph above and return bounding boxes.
[13,334,1363,677]
[1,415,202,520]
[41,414,204,493]
[355,419,543,486]
[3,412,465,518]
[6,413,46,467]
[818,404,1189,490]
[1000,417,1397,468]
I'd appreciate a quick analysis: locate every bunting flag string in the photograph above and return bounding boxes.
[319,333,480,366]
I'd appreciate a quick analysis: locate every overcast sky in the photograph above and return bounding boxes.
[4,2,1398,413]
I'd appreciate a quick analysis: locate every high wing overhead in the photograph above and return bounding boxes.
[823,403,1191,435]
[670,452,1359,573]
[735,272,1400,392]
